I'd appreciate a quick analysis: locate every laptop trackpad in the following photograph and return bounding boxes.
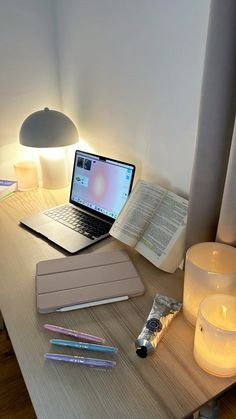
[38,222,92,253]
[21,213,53,229]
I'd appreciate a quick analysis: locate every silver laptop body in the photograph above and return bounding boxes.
[20,150,135,253]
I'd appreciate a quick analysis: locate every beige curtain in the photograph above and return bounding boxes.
[186,0,236,249]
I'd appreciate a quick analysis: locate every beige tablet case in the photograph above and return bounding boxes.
[36,249,144,313]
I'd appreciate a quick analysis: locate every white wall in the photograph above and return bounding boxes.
[0,1,210,194]
[0,0,61,178]
[55,0,210,196]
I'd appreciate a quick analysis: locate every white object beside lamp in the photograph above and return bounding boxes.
[19,108,79,189]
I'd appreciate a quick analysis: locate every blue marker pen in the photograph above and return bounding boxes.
[50,339,118,354]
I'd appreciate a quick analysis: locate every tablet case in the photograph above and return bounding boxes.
[36,249,144,313]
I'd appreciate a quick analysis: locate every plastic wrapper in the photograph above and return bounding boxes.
[135,293,182,358]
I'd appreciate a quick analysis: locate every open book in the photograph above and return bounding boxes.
[110,180,188,273]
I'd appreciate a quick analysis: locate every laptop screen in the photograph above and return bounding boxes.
[70,150,135,222]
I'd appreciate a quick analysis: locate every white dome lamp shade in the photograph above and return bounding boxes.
[19,108,79,189]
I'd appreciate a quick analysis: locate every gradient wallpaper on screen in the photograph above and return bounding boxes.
[71,154,133,219]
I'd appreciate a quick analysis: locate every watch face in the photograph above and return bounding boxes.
[146,318,162,333]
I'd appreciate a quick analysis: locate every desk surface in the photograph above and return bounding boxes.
[0,188,235,419]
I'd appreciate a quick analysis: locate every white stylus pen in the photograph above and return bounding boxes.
[56,295,129,312]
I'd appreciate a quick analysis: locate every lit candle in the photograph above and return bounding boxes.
[14,161,38,191]
[183,242,236,326]
[194,294,236,377]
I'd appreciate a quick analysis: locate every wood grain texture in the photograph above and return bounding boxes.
[1,328,235,419]
[0,188,236,419]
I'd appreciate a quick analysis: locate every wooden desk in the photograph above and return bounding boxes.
[0,189,235,419]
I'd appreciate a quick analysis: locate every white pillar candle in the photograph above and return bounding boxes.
[183,242,236,326]
[194,294,236,377]
[39,148,68,189]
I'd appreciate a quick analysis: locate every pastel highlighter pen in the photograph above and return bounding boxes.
[45,353,116,368]
[44,324,105,344]
[50,339,118,353]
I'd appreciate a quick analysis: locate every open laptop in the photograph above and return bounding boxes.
[20,150,135,253]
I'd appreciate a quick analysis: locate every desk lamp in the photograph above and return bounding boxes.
[19,108,79,189]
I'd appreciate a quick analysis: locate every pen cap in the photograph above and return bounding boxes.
[135,339,154,358]
[136,345,148,358]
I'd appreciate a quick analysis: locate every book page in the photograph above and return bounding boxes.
[110,180,166,247]
[135,191,188,272]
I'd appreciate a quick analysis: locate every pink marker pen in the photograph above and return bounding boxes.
[44,324,105,344]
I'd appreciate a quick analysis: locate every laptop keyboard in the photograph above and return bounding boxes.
[44,205,111,240]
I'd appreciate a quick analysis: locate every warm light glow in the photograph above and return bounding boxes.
[40,147,65,161]
[66,138,94,155]
[19,144,39,161]
[18,138,95,189]
[183,242,236,326]
[14,161,38,191]
[78,138,94,152]
[194,294,236,377]
[222,304,227,319]
[39,148,68,189]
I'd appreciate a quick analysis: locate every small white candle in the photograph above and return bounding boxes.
[183,242,236,326]
[14,161,38,191]
[194,294,236,377]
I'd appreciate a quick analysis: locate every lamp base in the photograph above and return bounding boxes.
[39,148,69,189]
